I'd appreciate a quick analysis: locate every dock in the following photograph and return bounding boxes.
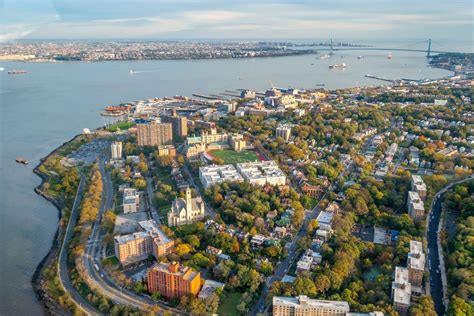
[365,74,397,84]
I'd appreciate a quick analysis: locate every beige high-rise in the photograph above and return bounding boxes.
[137,121,173,146]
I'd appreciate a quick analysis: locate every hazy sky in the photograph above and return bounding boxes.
[0,0,472,42]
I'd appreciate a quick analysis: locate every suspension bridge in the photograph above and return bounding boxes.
[318,39,457,57]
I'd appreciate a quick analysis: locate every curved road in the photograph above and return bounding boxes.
[427,175,474,315]
[57,172,101,315]
[83,159,185,315]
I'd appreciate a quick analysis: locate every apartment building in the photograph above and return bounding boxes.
[147,261,201,299]
[276,124,292,142]
[199,164,244,189]
[411,175,427,201]
[391,267,411,316]
[123,188,139,213]
[407,191,425,222]
[111,141,122,160]
[407,240,425,288]
[137,120,173,146]
[236,161,286,186]
[161,112,188,141]
[114,220,174,266]
[272,296,350,316]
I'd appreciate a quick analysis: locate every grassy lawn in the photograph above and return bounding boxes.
[106,121,136,132]
[102,256,120,267]
[218,291,243,316]
[210,150,258,165]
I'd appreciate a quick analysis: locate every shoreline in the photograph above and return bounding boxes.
[26,55,460,313]
[31,134,83,316]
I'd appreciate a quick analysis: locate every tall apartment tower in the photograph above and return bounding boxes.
[137,120,173,147]
[147,261,201,299]
[161,110,188,142]
[276,124,292,142]
[111,141,122,160]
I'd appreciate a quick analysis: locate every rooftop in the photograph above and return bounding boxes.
[408,240,425,271]
[273,296,350,311]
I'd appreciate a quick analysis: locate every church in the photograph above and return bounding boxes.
[167,187,205,227]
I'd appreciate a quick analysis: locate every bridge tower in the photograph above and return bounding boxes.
[329,38,334,56]
[426,39,432,58]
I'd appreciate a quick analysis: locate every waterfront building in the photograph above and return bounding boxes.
[236,161,286,186]
[147,261,201,299]
[407,191,425,222]
[123,188,139,213]
[407,240,425,288]
[272,295,350,316]
[391,267,411,315]
[137,120,173,147]
[199,164,244,188]
[114,220,174,266]
[167,187,205,226]
[410,175,427,201]
[276,124,292,142]
[111,141,123,160]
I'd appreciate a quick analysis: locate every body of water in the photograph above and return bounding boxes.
[0,50,452,314]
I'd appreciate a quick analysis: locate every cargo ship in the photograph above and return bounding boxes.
[8,69,27,74]
[15,157,29,165]
[329,63,346,69]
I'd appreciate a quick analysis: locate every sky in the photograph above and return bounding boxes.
[0,0,472,43]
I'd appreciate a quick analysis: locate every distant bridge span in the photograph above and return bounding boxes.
[316,47,453,54]
[316,39,458,57]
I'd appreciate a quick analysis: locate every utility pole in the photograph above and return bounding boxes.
[427,39,432,58]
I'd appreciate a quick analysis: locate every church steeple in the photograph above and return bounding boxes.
[185,187,192,213]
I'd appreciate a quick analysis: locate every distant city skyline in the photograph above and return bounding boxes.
[0,0,472,42]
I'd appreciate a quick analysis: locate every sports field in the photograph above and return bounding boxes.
[210,149,258,164]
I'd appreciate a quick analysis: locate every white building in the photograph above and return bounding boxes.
[236,161,286,186]
[167,187,205,226]
[123,188,139,213]
[276,124,292,142]
[199,165,244,189]
[411,175,427,201]
[407,240,425,289]
[407,191,424,222]
[391,267,411,315]
[272,296,350,316]
[111,141,123,160]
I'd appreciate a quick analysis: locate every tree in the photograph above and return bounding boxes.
[408,296,436,316]
[175,243,193,257]
[294,276,317,297]
[448,295,473,316]
[314,274,331,293]
[134,178,147,190]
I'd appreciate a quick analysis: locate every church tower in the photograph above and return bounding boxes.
[185,187,192,214]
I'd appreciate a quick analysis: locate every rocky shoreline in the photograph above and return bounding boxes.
[31,135,82,316]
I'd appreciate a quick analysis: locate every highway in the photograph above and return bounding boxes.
[427,175,474,316]
[57,172,101,316]
[82,158,185,315]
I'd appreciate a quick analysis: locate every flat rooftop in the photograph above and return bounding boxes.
[317,211,334,225]
[408,240,425,271]
[273,296,350,311]
[392,266,411,305]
